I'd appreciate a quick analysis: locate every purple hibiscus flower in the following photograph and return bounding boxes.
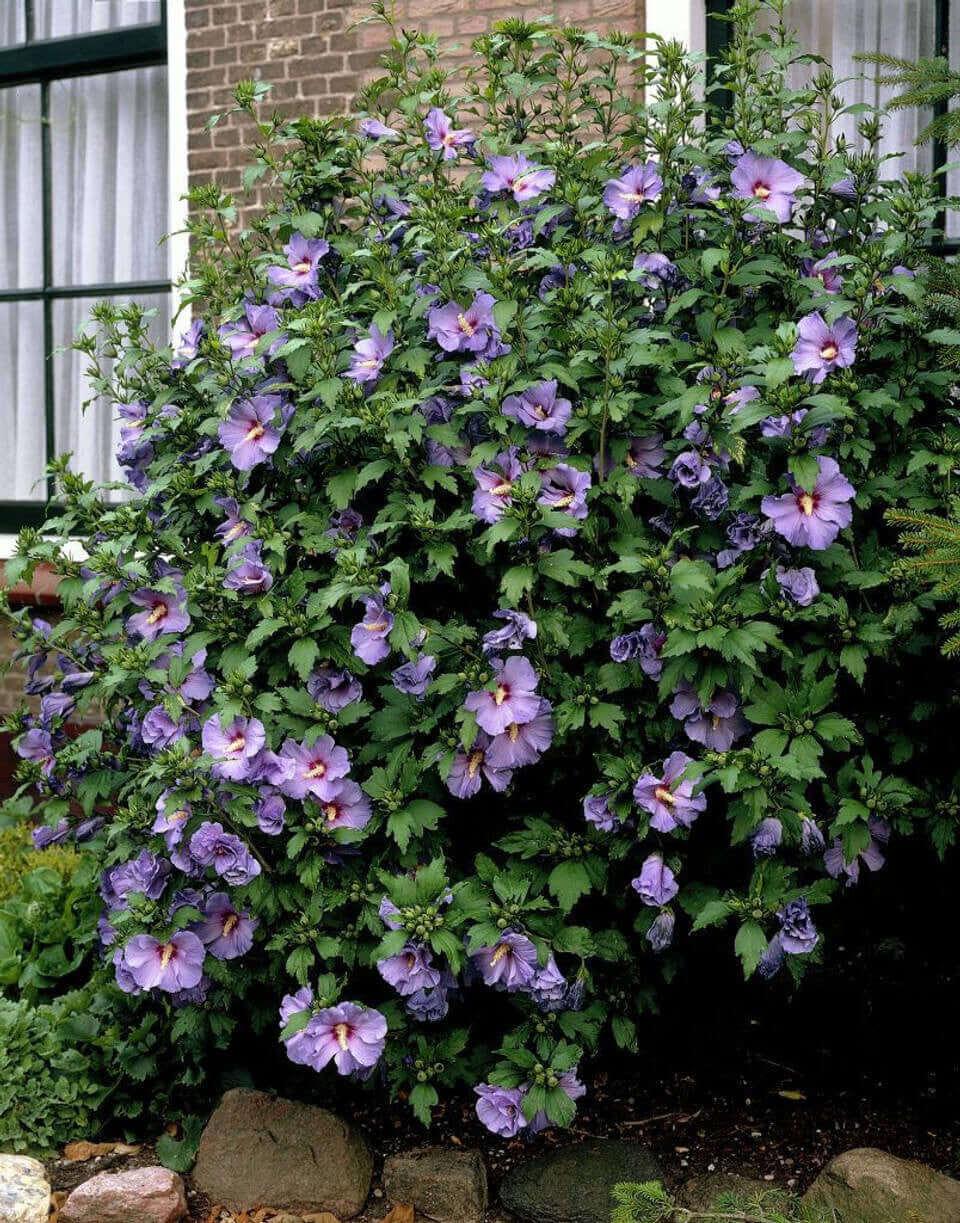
[267,233,329,301]
[633,751,706,832]
[670,683,748,751]
[482,609,537,654]
[669,450,712,488]
[779,897,819,954]
[345,323,394,384]
[528,1070,587,1132]
[473,930,537,991]
[127,586,190,642]
[502,379,572,434]
[424,107,474,159]
[172,318,204,368]
[730,151,806,222]
[761,456,854,550]
[609,623,666,679]
[102,850,171,910]
[218,394,284,471]
[631,853,679,906]
[377,943,442,997]
[625,434,666,478]
[472,448,524,524]
[801,255,843,293]
[294,1001,388,1075]
[15,728,56,773]
[255,790,286,835]
[603,162,663,219]
[318,779,372,832]
[189,821,261,885]
[775,565,820,606]
[791,313,857,383]
[446,731,514,798]
[202,714,266,782]
[308,664,362,712]
[359,117,399,139]
[219,303,284,361]
[825,818,889,886]
[213,496,252,545]
[121,931,205,993]
[152,793,192,849]
[751,817,783,858]
[583,793,617,832]
[475,1084,527,1137]
[350,589,394,665]
[538,463,591,530]
[647,910,675,952]
[278,734,350,801]
[141,706,186,750]
[481,153,556,202]
[486,698,554,768]
[196,892,257,960]
[391,654,437,698]
[427,291,497,354]
[465,655,541,736]
[633,251,680,290]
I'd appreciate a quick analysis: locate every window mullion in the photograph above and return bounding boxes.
[40,78,54,506]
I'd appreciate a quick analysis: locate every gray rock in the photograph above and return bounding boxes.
[60,1166,187,1223]
[0,1155,50,1223]
[802,1147,960,1223]
[499,1139,663,1223]
[192,1088,373,1218]
[383,1147,488,1222]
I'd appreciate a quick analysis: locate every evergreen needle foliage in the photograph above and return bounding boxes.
[854,52,960,149]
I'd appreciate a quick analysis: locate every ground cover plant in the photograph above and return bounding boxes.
[4,0,959,1139]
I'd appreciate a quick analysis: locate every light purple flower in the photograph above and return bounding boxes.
[473,930,537,991]
[218,395,284,471]
[219,303,284,361]
[776,565,820,607]
[255,790,286,835]
[424,107,474,159]
[761,456,855,550]
[801,817,825,855]
[472,448,523,524]
[583,794,617,832]
[278,734,350,801]
[197,892,257,960]
[189,821,262,885]
[101,850,171,910]
[631,854,679,906]
[486,698,554,768]
[202,714,266,782]
[633,751,706,833]
[377,943,442,997]
[482,609,537,654]
[538,463,591,529]
[475,1084,527,1137]
[346,323,394,384]
[669,450,712,488]
[603,162,663,219]
[731,151,806,223]
[647,910,675,952]
[141,706,185,750]
[502,379,572,434]
[633,251,680,290]
[391,654,437,698]
[214,496,252,545]
[446,731,513,798]
[751,817,783,858]
[427,291,497,354]
[317,779,372,832]
[481,153,555,202]
[350,590,394,665]
[15,728,55,773]
[465,655,541,736]
[121,931,205,993]
[778,897,818,954]
[625,435,666,478]
[308,664,362,712]
[267,233,329,299]
[801,255,843,294]
[172,318,204,368]
[609,623,666,679]
[791,313,857,384]
[360,117,399,140]
[293,1001,387,1075]
[670,683,748,752]
[127,586,190,642]
[825,818,889,885]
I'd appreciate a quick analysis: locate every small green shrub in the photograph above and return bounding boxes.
[611,1180,835,1223]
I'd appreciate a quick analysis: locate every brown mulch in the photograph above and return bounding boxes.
[43,1065,960,1221]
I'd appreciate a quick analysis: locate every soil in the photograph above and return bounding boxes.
[45,1060,960,1222]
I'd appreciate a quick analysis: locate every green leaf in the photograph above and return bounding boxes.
[502,565,535,602]
[734,920,768,979]
[409,1082,439,1126]
[288,638,319,681]
[548,860,592,912]
[788,452,821,491]
[692,899,731,931]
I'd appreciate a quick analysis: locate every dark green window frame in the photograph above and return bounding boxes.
[0,0,169,532]
[705,0,956,251]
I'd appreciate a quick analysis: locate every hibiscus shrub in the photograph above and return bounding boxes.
[4,1,958,1135]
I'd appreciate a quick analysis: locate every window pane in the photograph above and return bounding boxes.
[49,66,168,287]
[0,3,26,47]
[34,0,162,39]
[52,293,170,488]
[761,0,936,178]
[0,85,43,289]
[0,301,47,501]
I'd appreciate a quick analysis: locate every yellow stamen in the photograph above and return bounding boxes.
[457,313,476,337]
[820,343,838,361]
[333,1021,351,1050]
[306,760,327,779]
[466,750,484,778]
[753,184,771,199]
[490,942,511,965]
[553,493,575,508]
[654,786,676,806]
[244,423,266,442]
[224,522,245,541]
[493,684,509,706]
[293,260,312,274]
[712,715,722,730]
[798,493,815,517]
[223,914,239,937]
[323,802,339,822]
[491,481,512,496]
[160,943,175,969]
[146,603,167,625]
[508,723,520,742]
[365,619,388,633]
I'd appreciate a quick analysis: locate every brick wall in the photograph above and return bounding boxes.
[185,0,646,210]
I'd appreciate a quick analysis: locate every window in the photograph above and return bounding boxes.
[705,1,956,244]
[0,1,169,530]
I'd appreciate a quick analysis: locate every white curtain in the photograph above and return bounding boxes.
[0,0,168,502]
